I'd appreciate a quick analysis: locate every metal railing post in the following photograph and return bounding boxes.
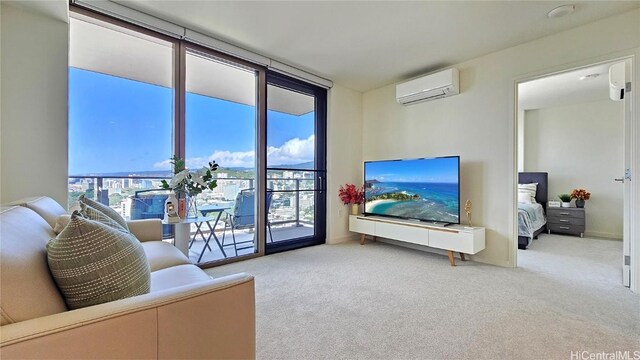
[295,179,300,227]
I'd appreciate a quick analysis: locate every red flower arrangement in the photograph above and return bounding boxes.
[570,188,591,201]
[338,183,364,205]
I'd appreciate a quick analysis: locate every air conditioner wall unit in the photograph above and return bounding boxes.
[396,68,460,105]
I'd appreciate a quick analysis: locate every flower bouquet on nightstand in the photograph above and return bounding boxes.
[338,183,364,215]
[571,188,591,208]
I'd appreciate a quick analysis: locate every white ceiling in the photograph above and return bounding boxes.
[114,0,640,92]
[518,62,617,110]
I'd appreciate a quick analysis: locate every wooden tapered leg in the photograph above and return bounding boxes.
[360,234,366,245]
[447,250,456,266]
[459,253,466,261]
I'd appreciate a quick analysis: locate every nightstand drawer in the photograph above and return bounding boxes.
[547,208,585,219]
[547,217,584,226]
[548,223,585,234]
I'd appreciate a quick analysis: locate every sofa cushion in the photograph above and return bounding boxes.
[141,241,191,272]
[54,214,71,234]
[150,264,212,292]
[0,206,67,325]
[47,213,151,310]
[79,194,129,231]
[9,196,67,229]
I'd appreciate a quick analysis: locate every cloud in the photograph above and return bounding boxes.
[267,135,314,165]
[153,135,315,169]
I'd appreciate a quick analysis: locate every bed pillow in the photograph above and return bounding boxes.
[518,191,534,204]
[47,212,150,310]
[518,183,538,203]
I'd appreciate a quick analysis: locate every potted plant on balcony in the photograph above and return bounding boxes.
[339,183,364,215]
[160,156,219,218]
[570,188,591,208]
[558,193,572,208]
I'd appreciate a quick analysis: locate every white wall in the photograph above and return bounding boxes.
[517,109,525,172]
[0,3,69,206]
[327,84,363,244]
[524,100,624,239]
[362,9,640,267]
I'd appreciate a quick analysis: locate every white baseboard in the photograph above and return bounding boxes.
[584,231,623,240]
[326,234,358,244]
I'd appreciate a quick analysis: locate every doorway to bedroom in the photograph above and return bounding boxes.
[515,58,632,288]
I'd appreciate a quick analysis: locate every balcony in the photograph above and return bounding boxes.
[68,174,316,264]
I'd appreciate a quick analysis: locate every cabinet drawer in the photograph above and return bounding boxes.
[548,223,584,234]
[375,221,429,247]
[547,216,584,226]
[349,216,375,235]
[546,208,585,219]
[429,229,475,253]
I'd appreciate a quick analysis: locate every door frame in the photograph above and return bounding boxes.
[264,71,327,255]
[511,53,638,292]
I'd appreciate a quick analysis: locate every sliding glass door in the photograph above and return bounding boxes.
[184,48,259,264]
[265,72,326,253]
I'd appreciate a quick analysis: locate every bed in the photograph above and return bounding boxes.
[518,172,548,249]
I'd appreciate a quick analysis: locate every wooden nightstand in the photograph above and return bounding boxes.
[546,207,585,237]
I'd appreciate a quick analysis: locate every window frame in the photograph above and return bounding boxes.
[69,5,326,267]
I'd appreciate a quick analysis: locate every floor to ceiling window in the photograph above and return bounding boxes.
[68,11,175,218]
[184,48,259,263]
[68,7,326,266]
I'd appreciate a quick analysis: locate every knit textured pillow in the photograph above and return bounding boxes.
[78,194,129,231]
[80,202,127,231]
[47,213,150,310]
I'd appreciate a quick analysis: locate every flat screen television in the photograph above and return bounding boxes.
[364,156,460,224]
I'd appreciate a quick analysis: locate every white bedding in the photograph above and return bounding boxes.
[518,202,546,239]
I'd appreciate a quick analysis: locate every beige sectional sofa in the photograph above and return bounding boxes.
[0,196,255,359]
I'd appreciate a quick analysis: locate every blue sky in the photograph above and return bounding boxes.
[69,68,314,174]
[365,157,459,183]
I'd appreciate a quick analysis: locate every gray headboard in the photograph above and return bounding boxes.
[518,172,548,207]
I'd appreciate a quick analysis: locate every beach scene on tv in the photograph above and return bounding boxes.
[364,157,459,224]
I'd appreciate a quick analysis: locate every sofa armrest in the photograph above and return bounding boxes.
[127,218,163,242]
[0,273,256,359]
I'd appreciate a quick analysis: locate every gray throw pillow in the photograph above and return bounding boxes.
[78,194,129,231]
[80,202,127,231]
[47,212,150,310]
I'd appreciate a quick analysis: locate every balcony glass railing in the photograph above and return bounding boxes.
[67,174,315,238]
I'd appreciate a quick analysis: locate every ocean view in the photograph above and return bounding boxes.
[365,181,459,223]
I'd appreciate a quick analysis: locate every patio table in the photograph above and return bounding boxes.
[194,205,231,262]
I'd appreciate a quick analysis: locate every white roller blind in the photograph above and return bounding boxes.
[184,29,270,67]
[72,0,184,38]
[269,61,333,89]
[72,0,333,89]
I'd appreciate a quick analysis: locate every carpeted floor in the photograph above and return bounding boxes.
[207,234,640,360]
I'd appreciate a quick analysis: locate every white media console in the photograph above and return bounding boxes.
[349,215,485,266]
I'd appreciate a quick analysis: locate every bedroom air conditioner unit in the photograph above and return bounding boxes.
[609,62,626,101]
[396,68,460,105]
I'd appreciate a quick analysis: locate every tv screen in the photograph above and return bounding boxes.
[364,156,460,224]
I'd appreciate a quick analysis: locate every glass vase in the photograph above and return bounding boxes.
[186,194,199,218]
